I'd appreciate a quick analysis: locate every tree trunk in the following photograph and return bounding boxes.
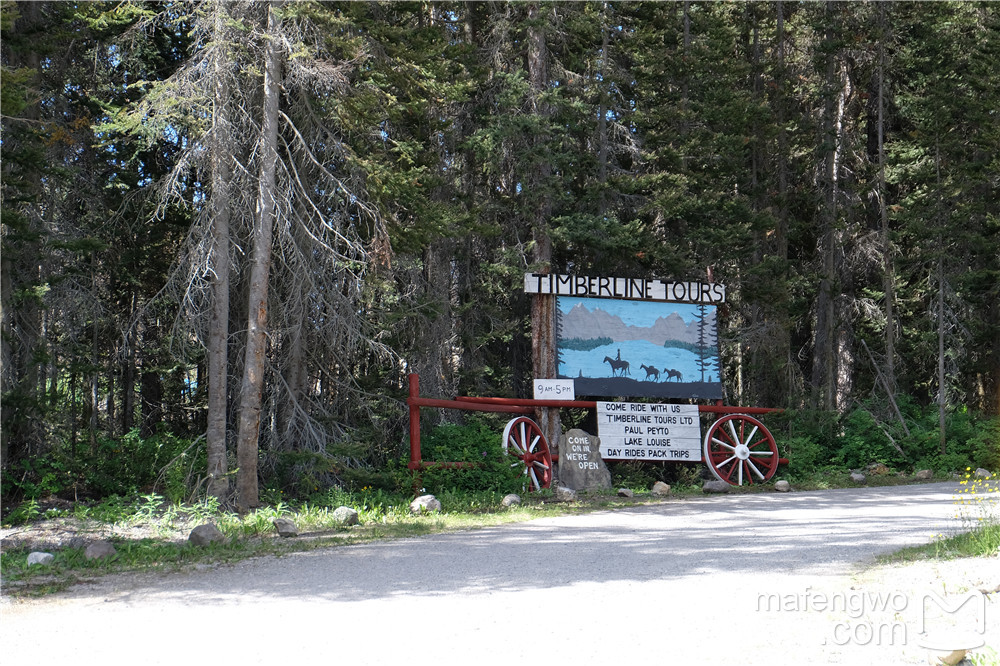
[935,142,947,455]
[122,290,136,434]
[236,1,281,511]
[812,2,838,411]
[775,1,794,404]
[877,1,896,394]
[0,1,46,467]
[139,318,163,438]
[597,4,609,215]
[526,3,560,458]
[206,0,232,499]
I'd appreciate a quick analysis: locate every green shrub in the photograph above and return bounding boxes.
[902,406,993,474]
[835,408,903,470]
[780,435,827,479]
[418,418,523,495]
[970,417,1000,471]
[88,429,200,498]
[607,461,658,489]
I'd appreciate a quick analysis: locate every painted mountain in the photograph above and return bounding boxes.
[560,302,715,347]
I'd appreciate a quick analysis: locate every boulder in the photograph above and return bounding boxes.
[915,469,934,481]
[974,468,993,479]
[554,486,577,502]
[409,494,442,514]
[774,480,791,492]
[617,488,634,498]
[27,552,55,566]
[866,462,890,476]
[501,493,522,507]
[702,480,731,494]
[84,540,117,560]
[332,506,359,525]
[850,471,867,484]
[273,517,298,537]
[188,523,227,547]
[557,430,612,491]
[651,481,671,497]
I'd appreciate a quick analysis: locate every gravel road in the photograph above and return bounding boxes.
[2,482,997,665]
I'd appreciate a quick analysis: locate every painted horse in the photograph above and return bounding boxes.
[603,356,631,377]
[639,364,660,381]
[664,368,683,382]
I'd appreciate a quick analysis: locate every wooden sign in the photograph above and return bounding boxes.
[533,378,575,400]
[526,272,725,400]
[596,402,702,461]
[524,273,726,304]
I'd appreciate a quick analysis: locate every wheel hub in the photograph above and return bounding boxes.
[734,444,751,460]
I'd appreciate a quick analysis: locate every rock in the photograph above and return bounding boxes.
[554,486,577,502]
[273,517,298,537]
[617,488,634,498]
[866,462,890,476]
[915,469,934,480]
[501,493,522,507]
[651,481,671,497]
[409,494,442,514]
[332,506,359,525]
[774,480,791,492]
[557,430,612,491]
[850,472,867,484]
[84,540,117,560]
[27,552,55,566]
[702,480,731,494]
[974,468,992,479]
[188,523,227,546]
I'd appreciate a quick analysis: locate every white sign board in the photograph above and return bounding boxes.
[597,402,702,461]
[533,378,575,401]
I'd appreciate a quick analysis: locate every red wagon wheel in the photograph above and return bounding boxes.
[703,414,778,486]
[501,417,553,491]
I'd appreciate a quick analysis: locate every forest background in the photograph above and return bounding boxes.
[2,1,998,513]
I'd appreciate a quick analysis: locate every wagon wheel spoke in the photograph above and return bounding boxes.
[506,433,527,456]
[711,438,738,452]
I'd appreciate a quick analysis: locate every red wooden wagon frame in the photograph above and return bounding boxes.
[407,373,787,491]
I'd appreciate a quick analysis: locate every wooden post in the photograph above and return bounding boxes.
[531,290,561,470]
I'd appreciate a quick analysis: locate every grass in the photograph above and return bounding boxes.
[878,469,999,565]
[0,487,661,597]
[3,469,996,599]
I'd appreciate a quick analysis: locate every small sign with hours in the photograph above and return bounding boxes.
[533,379,575,401]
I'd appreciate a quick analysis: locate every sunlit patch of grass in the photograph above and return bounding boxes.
[879,469,999,564]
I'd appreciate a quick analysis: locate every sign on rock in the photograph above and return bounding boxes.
[558,429,611,491]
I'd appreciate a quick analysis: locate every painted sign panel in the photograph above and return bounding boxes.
[597,402,702,461]
[556,295,723,400]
